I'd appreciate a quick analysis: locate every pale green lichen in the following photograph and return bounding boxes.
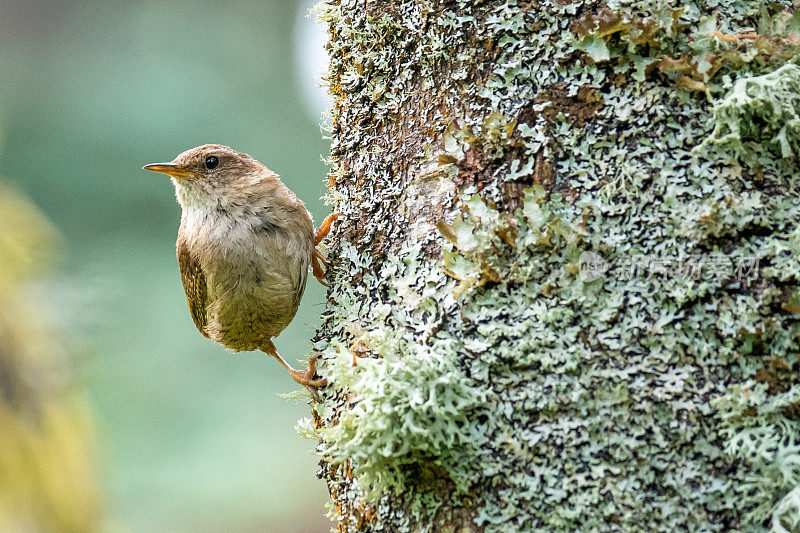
[304,0,800,531]
[701,63,800,161]
[311,246,486,501]
[572,4,800,91]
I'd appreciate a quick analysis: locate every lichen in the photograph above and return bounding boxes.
[309,245,486,501]
[571,4,800,92]
[303,0,800,530]
[701,63,800,162]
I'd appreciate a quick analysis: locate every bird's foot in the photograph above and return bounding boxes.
[313,213,343,286]
[313,249,329,286]
[263,340,327,402]
[287,354,327,402]
[314,213,343,246]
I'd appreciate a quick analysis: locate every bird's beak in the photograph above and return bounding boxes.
[142,161,198,179]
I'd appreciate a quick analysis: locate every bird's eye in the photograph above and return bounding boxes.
[205,156,219,169]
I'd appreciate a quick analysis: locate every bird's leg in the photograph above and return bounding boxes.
[313,213,342,285]
[313,249,329,286]
[314,213,343,246]
[263,339,326,402]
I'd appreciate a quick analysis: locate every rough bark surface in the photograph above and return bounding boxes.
[300,0,800,531]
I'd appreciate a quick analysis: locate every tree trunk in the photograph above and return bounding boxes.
[302,0,800,530]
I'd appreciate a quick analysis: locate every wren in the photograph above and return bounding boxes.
[144,144,340,400]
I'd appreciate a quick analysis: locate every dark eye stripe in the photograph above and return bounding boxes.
[205,156,219,169]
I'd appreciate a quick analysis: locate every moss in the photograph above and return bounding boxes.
[304,0,800,530]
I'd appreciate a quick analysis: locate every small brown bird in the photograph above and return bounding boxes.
[143,145,340,399]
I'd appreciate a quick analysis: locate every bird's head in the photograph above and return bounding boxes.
[143,144,275,209]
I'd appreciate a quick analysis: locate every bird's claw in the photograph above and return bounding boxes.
[288,354,327,402]
[313,249,329,286]
[312,213,343,286]
[314,213,344,246]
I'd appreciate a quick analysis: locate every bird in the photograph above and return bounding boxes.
[143,144,340,400]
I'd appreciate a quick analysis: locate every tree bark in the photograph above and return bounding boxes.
[303,0,800,531]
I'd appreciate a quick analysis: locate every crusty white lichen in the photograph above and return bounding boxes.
[301,0,800,531]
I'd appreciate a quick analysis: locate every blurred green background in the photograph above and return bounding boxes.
[0,0,331,531]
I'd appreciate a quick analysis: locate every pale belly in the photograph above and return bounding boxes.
[181,203,313,353]
[202,244,310,352]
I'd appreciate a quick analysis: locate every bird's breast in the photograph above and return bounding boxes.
[182,208,261,253]
[178,205,312,346]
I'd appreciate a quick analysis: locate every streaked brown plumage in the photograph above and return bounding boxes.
[144,144,340,399]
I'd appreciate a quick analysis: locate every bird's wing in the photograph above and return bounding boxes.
[177,240,209,338]
[295,251,309,308]
[254,220,310,309]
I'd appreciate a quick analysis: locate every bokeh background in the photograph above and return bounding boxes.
[0,0,332,531]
